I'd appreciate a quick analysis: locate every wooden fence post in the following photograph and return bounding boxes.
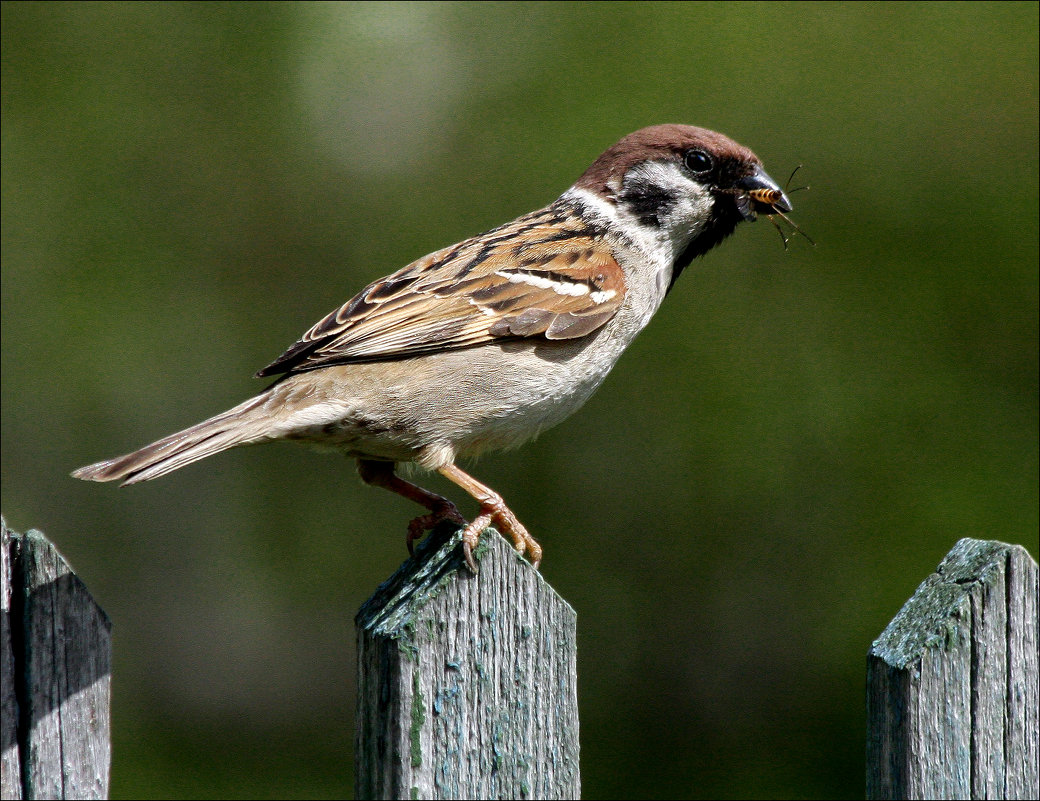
[355,524,579,800]
[1,518,112,801]
[866,537,1039,800]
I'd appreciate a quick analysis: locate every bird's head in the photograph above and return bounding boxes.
[574,124,796,274]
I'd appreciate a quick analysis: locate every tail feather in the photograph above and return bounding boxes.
[72,394,270,485]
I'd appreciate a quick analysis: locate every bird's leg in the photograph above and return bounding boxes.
[437,463,542,572]
[357,459,465,555]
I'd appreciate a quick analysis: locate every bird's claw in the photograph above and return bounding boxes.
[458,506,542,573]
[406,503,465,556]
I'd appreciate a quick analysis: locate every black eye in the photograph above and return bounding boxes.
[683,149,714,174]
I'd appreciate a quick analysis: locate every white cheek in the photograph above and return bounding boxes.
[623,161,714,252]
[566,165,714,268]
[663,189,714,235]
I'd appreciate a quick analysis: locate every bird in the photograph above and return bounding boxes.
[73,124,794,572]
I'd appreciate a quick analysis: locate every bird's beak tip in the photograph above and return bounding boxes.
[736,166,792,216]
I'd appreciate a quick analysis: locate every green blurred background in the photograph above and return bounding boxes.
[2,2,1037,798]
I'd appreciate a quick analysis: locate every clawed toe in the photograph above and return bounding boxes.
[406,503,465,556]
[489,507,542,569]
[459,511,493,573]
[523,534,543,569]
[403,497,543,573]
[456,505,543,574]
[364,459,544,571]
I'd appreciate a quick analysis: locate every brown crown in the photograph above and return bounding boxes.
[574,124,761,195]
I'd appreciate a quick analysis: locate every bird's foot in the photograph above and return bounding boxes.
[459,501,542,573]
[406,501,465,556]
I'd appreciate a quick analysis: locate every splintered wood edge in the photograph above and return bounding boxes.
[870,537,1037,668]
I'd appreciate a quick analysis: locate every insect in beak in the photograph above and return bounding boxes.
[748,187,786,208]
[765,165,814,250]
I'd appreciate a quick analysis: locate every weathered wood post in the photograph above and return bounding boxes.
[1,518,112,801]
[355,524,579,800]
[867,538,1039,800]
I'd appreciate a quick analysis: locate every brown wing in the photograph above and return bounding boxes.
[257,203,627,377]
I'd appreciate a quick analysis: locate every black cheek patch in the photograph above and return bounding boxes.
[618,180,678,228]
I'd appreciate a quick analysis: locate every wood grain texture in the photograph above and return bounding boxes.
[2,520,23,800]
[867,538,1039,800]
[355,524,579,800]
[0,518,112,801]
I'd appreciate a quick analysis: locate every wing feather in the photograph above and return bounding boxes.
[256,202,626,377]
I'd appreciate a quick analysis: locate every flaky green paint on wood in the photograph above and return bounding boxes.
[867,538,1039,800]
[355,524,579,800]
[410,670,425,769]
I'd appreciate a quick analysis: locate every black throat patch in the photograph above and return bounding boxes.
[666,198,744,293]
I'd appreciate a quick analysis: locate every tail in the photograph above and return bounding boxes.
[72,394,271,485]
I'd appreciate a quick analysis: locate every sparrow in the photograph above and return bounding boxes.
[73,124,793,572]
